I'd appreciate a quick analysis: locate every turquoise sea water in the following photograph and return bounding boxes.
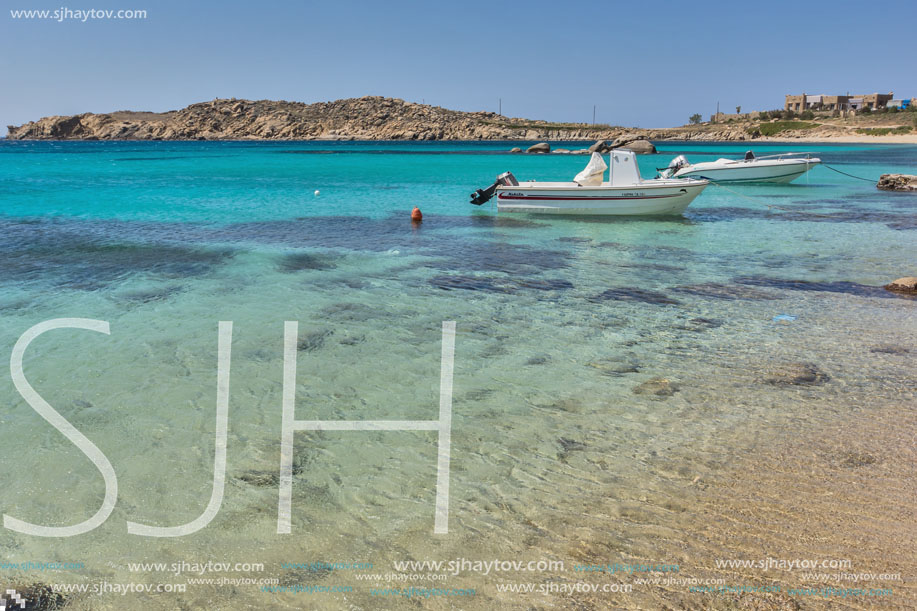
[0,140,915,609]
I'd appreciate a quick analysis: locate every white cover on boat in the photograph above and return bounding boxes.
[574,152,608,186]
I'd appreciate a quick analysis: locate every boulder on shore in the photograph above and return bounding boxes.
[588,139,610,154]
[877,174,917,191]
[617,139,657,154]
[526,142,551,153]
[884,277,917,294]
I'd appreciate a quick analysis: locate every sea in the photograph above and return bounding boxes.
[0,140,914,610]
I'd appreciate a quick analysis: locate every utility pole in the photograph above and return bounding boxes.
[715,101,719,123]
[593,105,596,126]
[499,98,502,115]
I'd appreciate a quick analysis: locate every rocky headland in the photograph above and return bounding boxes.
[4,96,758,142]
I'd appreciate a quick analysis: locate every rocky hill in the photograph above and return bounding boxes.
[5,96,754,142]
[8,96,912,142]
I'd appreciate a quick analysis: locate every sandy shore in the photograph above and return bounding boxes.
[759,134,917,144]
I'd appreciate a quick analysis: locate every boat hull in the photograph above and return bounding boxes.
[674,159,819,184]
[495,182,707,215]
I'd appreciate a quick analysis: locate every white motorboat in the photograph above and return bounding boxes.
[469,150,708,216]
[660,151,821,184]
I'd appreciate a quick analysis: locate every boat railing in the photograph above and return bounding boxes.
[742,152,817,162]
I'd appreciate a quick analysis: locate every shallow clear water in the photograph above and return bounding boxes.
[0,140,914,609]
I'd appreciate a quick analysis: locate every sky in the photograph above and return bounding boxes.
[2,0,916,135]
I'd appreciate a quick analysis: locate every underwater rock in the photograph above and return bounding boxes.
[587,357,640,376]
[762,362,829,386]
[869,344,910,354]
[557,437,587,461]
[298,329,334,352]
[8,583,68,611]
[877,174,917,191]
[558,438,587,452]
[237,471,279,487]
[884,276,917,294]
[839,452,877,468]
[279,566,332,586]
[632,377,679,397]
[509,147,522,153]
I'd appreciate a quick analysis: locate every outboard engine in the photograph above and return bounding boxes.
[659,155,689,179]
[470,171,518,205]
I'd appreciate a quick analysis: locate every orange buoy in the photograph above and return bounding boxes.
[411,206,423,222]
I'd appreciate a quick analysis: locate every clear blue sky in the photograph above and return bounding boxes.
[2,0,915,135]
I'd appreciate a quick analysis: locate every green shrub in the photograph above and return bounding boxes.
[756,121,818,136]
[799,110,815,120]
[854,126,912,136]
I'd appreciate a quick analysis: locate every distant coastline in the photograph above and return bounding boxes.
[7,96,917,144]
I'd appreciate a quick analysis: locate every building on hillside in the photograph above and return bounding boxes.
[785,94,806,112]
[861,93,894,110]
[784,92,894,112]
[820,95,851,111]
[712,112,750,122]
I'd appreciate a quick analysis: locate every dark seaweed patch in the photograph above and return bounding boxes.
[618,262,686,272]
[427,240,570,274]
[319,302,386,322]
[114,285,185,303]
[279,252,339,272]
[515,278,574,291]
[590,288,680,305]
[687,205,917,230]
[673,282,778,301]
[429,275,515,293]
[0,226,232,290]
[733,276,893,298]
[556,236,593,243]
[430,274,572,293]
